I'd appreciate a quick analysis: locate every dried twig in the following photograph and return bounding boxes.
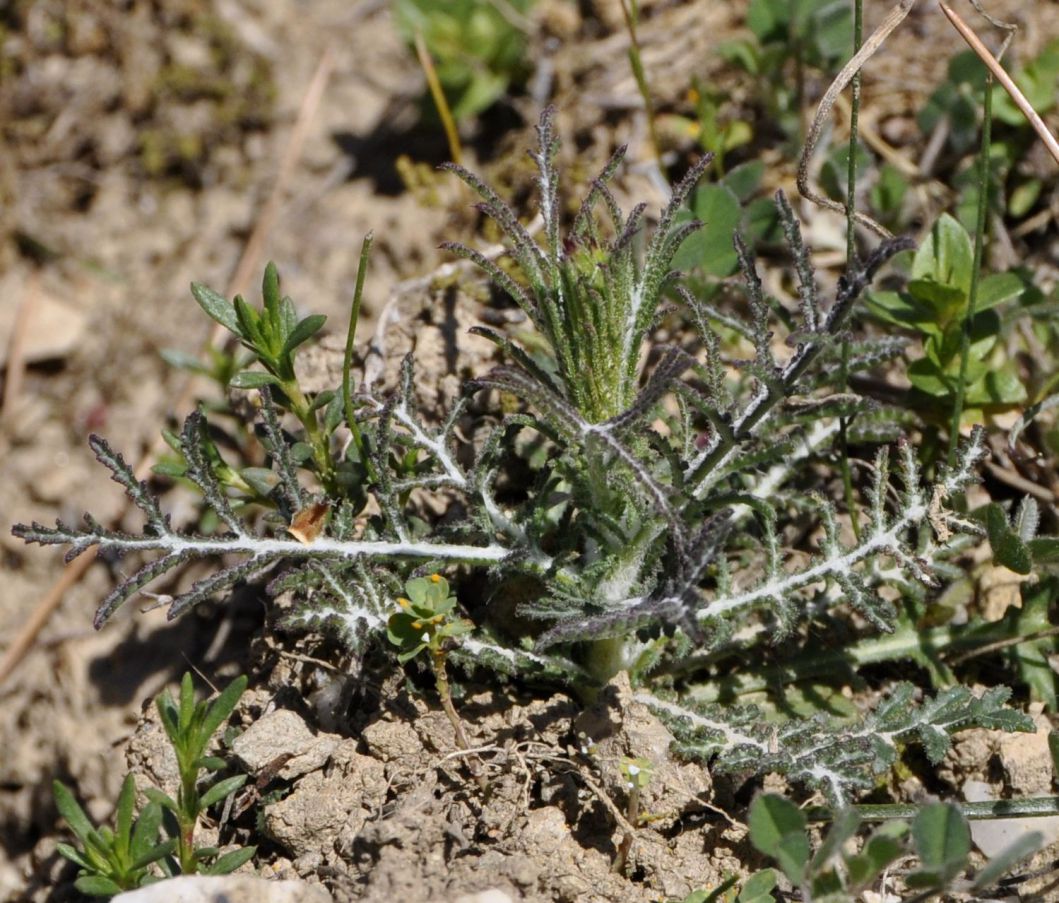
[798,0,917,238]
[940,1,1059,167]
[0,270,39,426]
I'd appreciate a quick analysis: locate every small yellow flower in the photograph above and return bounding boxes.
[430,573,442,583]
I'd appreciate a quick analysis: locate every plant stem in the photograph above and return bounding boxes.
[413,31,462,165]
[807,796,1059,823]
[839,0,864,541]
[343,232,376,482]
[619,0,662,166]
[947,67,994,468]
[432,646,471,751]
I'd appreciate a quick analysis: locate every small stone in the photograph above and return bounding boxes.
[232,709,338,781]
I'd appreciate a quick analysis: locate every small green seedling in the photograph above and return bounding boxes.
[148,673,254,876]
[747,793,1040,901]
[54,673,252,895]
[192,263,350,495]
[866,213,1028,423]
[388,574,474,749]
[53,774,174,896]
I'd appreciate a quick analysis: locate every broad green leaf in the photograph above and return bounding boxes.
[984,504,1033,575]
[673,184,742,277]
[191,283,240,334]
[748,793,807,859]
[912,802,970,877]
[774,831,811,885]
[912,214,974,297]
[722,160,764,202]
[976,272,1026,311]
[735,869,777,903]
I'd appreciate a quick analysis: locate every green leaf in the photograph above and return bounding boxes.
[203,845,257,875]
[130,837,177,871]
[74,875,125,897]
[984,504,1033,575]
[912,214,974,297]
[53,781,96,844]
[748,793,807,861]
[673,185,742,277]
[970,831,1041,891]
[233,295,265,349]
[55,841,93,870]
[774,831,811,885]
[976,271,1027,312]
[282,314,327,357]
[178,672,196,735]
[229,370,282,390]
[846,822,907,887]
[199,774,248,810]
[191,283,240,335]
[735,869,777,902]
[810,807,860,871]
[129,802,163,862]
[198,675,248,749]
[911,802,970,880]
[262,262,281,322]
[114,774,137,858]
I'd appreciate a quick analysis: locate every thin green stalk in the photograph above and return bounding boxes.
[839,0,863,540]
[947,70,994,469]
[343,232,375,480]
[414,31,462,165]
[620,0,662,165]
[808,796,1059,823]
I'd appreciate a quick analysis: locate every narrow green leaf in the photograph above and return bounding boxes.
[53,781,97,844]
[197,675,248,749]
[203,845,257,875]
[55,841,93,870]
[178,672,196,735]
[130,838,178,871]
[74,875,125,896]
[970,831,1041,891]
[262,262,281,321]
[113,774,137,860]
[190,283,240,334]
[229,370,282,390]
[129,801,162,862]
[199,774,248,810]
[282,314,327,357]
